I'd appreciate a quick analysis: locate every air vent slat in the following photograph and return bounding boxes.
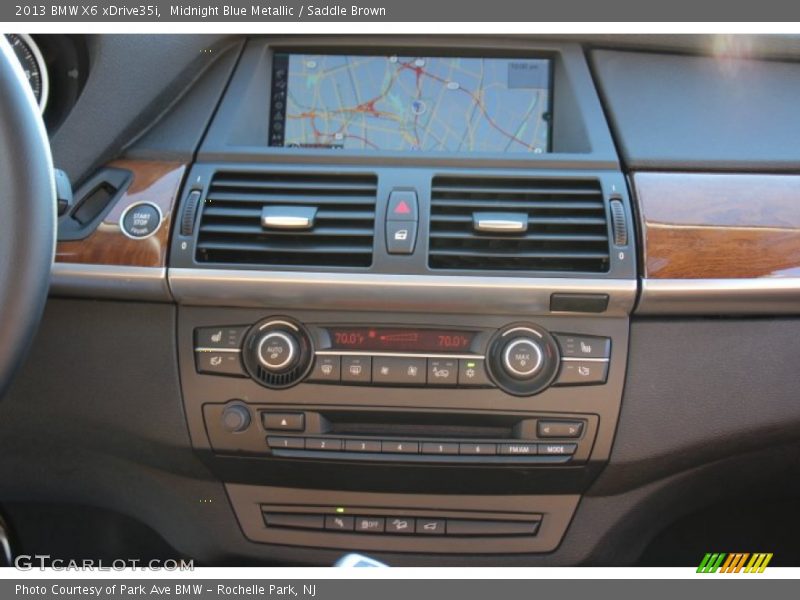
[210,178,377,193]
[197,241,373,255]
[431,199,605,211]
[429,176,610,273]
[206,191,376,206]
[197,172,376,268]
[199,223,374,237]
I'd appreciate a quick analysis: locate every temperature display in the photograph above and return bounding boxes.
[327,327,475,352]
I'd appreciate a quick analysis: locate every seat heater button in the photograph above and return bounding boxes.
[194,326,247,350]
[355,517,385,533]
[554,334,611,359]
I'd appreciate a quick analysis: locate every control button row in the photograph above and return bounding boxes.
[267,436,577,457]
[263,513,539,537]
[309,355,491,387]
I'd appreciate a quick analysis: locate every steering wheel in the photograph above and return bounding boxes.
[0,38,55,397]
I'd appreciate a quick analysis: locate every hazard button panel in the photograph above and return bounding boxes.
[386,189,419,255]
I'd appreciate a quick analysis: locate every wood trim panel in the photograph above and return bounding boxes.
[635,172,800,279]
[56,160,186,268]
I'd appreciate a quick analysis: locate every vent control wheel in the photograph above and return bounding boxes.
[242,318,314,389]
[487,324,560,396]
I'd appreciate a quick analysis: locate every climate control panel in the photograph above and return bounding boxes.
[193,318,611,396]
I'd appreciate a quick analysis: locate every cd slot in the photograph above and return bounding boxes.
[321,409,520,440]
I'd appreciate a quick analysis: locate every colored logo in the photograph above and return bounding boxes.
[697,552,773,573]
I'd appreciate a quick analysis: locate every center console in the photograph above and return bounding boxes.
[167,36,636,560]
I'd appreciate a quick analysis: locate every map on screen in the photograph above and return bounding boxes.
[268,54,552,153]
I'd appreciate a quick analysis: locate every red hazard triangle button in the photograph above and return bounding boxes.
[387,190,418,221]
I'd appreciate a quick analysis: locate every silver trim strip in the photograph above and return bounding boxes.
[195,347,241,353]
[638,278,800,315]
[168,268,637,316]
[50,263,171,302]
[561,357,609,363]
[316,350,484,360]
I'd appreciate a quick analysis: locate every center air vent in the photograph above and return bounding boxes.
[196,172,377,268]
[429,176,610,273]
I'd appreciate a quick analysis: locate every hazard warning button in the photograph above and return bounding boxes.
[387,190,418,222]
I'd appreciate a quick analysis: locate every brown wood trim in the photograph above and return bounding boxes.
[635,172,800,279]
[56,160,186,268]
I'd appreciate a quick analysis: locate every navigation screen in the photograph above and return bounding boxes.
[269,53,552,153]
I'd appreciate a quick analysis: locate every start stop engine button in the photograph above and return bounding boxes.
[120,202,162,239]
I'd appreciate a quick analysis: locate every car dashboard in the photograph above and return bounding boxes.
[1,33,800,567]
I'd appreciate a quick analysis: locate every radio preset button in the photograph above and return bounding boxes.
[381,440,420,454]
[345,439,382,453]
[308,355,341,382]
[267,436,305,450]
[372,357,427,385]
[421,442,460,455]
[341,356,372,383]
[428,358,458,385]
[457,359,491,386]
[459,443,497,455]
[305,438,343,451]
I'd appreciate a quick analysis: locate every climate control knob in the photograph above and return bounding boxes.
[242,318,314,389]
[502,337,544,379]
[257,331,299,372]
[487,324,560,396]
